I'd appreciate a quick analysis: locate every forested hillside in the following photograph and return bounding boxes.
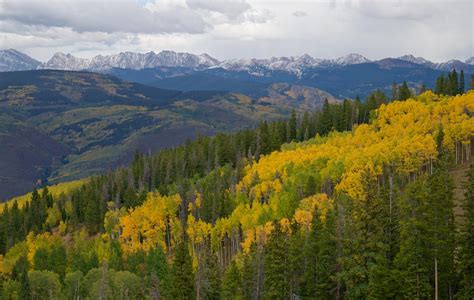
[0,87,473,298]
[0,70,337,200]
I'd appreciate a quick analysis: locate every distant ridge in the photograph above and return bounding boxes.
[1,49,473,75]
[0,49,41,72]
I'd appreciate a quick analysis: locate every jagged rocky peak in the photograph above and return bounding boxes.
[2,49,472,74]
[41,50,220,71]
[398,54,433,65]
[0,49,41,72]
[335,53,371,65]
[42,52,90,70]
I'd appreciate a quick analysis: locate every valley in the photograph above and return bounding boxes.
[0,69,337,199]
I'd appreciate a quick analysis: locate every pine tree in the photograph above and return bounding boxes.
[394,181,432,299]
[170,239,195,299]
[448,69,459,95]
[456,164,474,298]
[222,260,242,299]
[398,81,411,100]
[196,243,221,300]
[146,247,170,299]
[33,247,49,271]
[264,220,290,299]
[435,74,447,94]
[108,240,123,271]
[241,242,259,300]
[342,99,353,131]
[204,250,222,300]
[459,70,465,94]
[302,208,337,298]
[427,140,455,299]
[320,98,332,135]
[12,255,31,300]
[288,110,297,142]
[341,167,386,299]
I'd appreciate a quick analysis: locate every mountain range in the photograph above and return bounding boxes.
[1,49,473,75]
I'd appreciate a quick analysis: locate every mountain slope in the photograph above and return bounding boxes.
[0,49,41,72]
[0,70,338,199]
[0,91,472,299]
[42,51,219,71]
[125,61,444,99]
[0,113,71,199]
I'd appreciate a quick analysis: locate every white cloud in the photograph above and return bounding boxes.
[292,11,307,17]
[0,0,208,34]
[186,0,251,20]
[0,0,472,62]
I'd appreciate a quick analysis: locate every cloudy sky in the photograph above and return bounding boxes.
[0,0,472,62]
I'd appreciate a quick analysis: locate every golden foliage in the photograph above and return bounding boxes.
[118,192,182,253]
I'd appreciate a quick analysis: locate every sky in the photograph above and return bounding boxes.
[0,0,473,62]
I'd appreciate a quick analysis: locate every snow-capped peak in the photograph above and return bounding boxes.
[0,49,41,72]
[217,53,368,76]
[41,50,221,71]
[43,52,91,70]
[2,49,471,75]
[397,54,433,66]
[334,53,371,65]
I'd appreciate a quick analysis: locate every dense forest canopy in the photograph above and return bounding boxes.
[0,72,473,299]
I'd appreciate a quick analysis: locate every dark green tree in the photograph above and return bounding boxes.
[319,98,333,136]
[264,220,290,299]
[146,246,170,299]
[459,70,465,94]
[448,69,459,95]
[427,151,455,299]
[341,168,386,299]
[12,255,31,300]
[241,241,260,300]
[170,239,195,299]
[302,208,337,298]
[394,181,432,299]
[435,74,447,94]
[456,164,474,298]
[288,110,297,142]
[398,81,411,100]
[222,259,242,299]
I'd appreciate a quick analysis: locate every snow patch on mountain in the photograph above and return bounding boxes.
[0,49,41,72]
[397,54,434,67]
[217,53,370,76]
[2,49,472,75]
[334,53,371,65]
[41,51,220,71]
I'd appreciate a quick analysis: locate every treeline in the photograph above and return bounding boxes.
[435,69,467,95]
